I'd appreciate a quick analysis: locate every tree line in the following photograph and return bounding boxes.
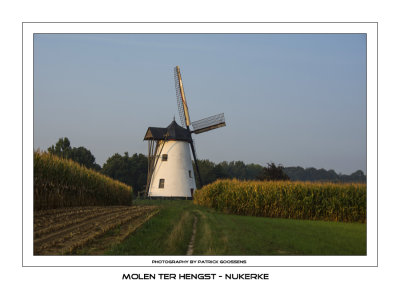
[46,137,148,195]
[45,137,366,196]
[283,166,366,183]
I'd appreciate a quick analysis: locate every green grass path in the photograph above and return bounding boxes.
[105,200,366,255]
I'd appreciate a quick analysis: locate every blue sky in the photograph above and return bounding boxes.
[34,33,366,174]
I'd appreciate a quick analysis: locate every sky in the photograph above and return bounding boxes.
[33,33,366,175]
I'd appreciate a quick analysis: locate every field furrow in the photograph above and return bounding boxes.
[34,205,158,255]
[34,206,134,237]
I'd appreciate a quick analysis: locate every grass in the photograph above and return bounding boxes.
[193,207,365,255]
[103,199,366,255]
[105,199,194,255]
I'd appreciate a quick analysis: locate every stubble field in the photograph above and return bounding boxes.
[34,205,158,255]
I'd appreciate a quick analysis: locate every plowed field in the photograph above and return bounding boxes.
[34,205,158,255]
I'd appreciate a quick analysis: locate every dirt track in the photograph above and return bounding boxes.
[34,205,158,255]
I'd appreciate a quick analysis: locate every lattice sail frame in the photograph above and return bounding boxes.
[174,66,191,128]
[172,65,226,188]
[191,113,226,134]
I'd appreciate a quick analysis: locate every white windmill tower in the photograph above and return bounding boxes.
[144,66,226,198]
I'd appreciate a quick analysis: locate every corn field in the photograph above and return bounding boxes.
[193,179,366,222]
[34,151,132,210]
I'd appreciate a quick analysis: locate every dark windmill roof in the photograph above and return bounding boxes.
[144,120,192,142]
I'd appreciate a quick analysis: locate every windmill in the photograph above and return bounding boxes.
[143,66,226,198]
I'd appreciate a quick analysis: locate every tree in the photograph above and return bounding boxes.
[70,146,101,171]
[48,137,72,159]
[212,164,229,180]
[246,163,264,180]
[193,159,217,188]
[193,159,264,187]
[257,162,290,181]
[283,166,365,183]
[130,153,148,194]
[101,152,148,196]
[47,137,101,171]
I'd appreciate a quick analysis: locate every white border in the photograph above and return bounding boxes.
[23,22,377,267]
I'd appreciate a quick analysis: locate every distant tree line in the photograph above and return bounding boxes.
[193,160,265,188]
[283,167,366,183]
[48,137,101,171]
[45,137,366,196]
[47,138,147,195]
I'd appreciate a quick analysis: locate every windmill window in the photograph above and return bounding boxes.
[161,154,168,161]
[159,179,165,188]
[189,170,192,178]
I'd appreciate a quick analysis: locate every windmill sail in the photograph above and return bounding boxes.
[174,66,191,128]
[192,113,226,134]
[172,65,226,189]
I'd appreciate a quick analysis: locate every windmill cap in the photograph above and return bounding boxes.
[144,120,192,141]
